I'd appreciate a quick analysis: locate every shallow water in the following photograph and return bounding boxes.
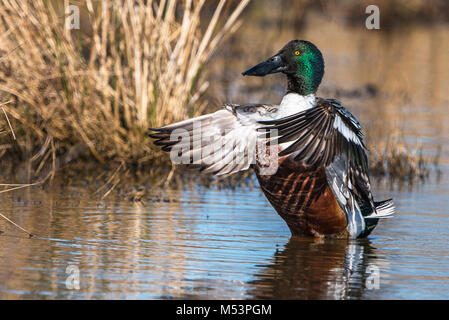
[0,167,449,299]
[2,10,449,300]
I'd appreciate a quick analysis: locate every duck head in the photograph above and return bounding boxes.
[242,40,324,96]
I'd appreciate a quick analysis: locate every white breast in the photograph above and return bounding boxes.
[275,93,316,119]
[272,93,316,152]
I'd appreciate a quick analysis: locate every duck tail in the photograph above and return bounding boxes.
[364,199,395,219]
[358,199,395,237]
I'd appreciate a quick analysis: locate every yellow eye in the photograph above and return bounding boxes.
[294,50,301,56]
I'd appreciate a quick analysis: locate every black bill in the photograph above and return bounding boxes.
[242,54,286,77]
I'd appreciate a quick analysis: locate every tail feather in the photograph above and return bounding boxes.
[364,199,395,219]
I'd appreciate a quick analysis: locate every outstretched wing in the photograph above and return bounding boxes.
[149,104,276,176]
[258,98,367,169]
[258,98,376,237]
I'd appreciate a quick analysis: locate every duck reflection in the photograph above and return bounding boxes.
[248,237,377,299]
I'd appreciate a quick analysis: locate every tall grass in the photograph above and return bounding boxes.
[0,0,249,175]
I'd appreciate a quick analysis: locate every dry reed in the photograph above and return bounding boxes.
[0,0,250,175]
[369,132,435,182]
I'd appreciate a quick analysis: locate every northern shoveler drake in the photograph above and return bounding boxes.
[150,40,395,238]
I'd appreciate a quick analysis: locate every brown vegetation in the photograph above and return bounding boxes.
[0,0,249,177]
[0,0,443,187]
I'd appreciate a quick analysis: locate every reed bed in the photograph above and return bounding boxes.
[0,0,441,188]
[369,133,436,183]
[0,0,249,177]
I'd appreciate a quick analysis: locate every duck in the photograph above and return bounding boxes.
[149,40,394,238]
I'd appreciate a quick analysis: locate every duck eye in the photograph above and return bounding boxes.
[294,50,301,56]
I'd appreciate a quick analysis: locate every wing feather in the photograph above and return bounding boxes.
[149,104,276,176]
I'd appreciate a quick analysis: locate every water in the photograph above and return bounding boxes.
[2,10,449,300]
[0,163,448,299]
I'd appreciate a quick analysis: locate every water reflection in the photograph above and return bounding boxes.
[249,238,378,299]
[1,174,449,299]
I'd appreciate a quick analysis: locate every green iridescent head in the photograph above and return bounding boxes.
[242,40,325,95]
